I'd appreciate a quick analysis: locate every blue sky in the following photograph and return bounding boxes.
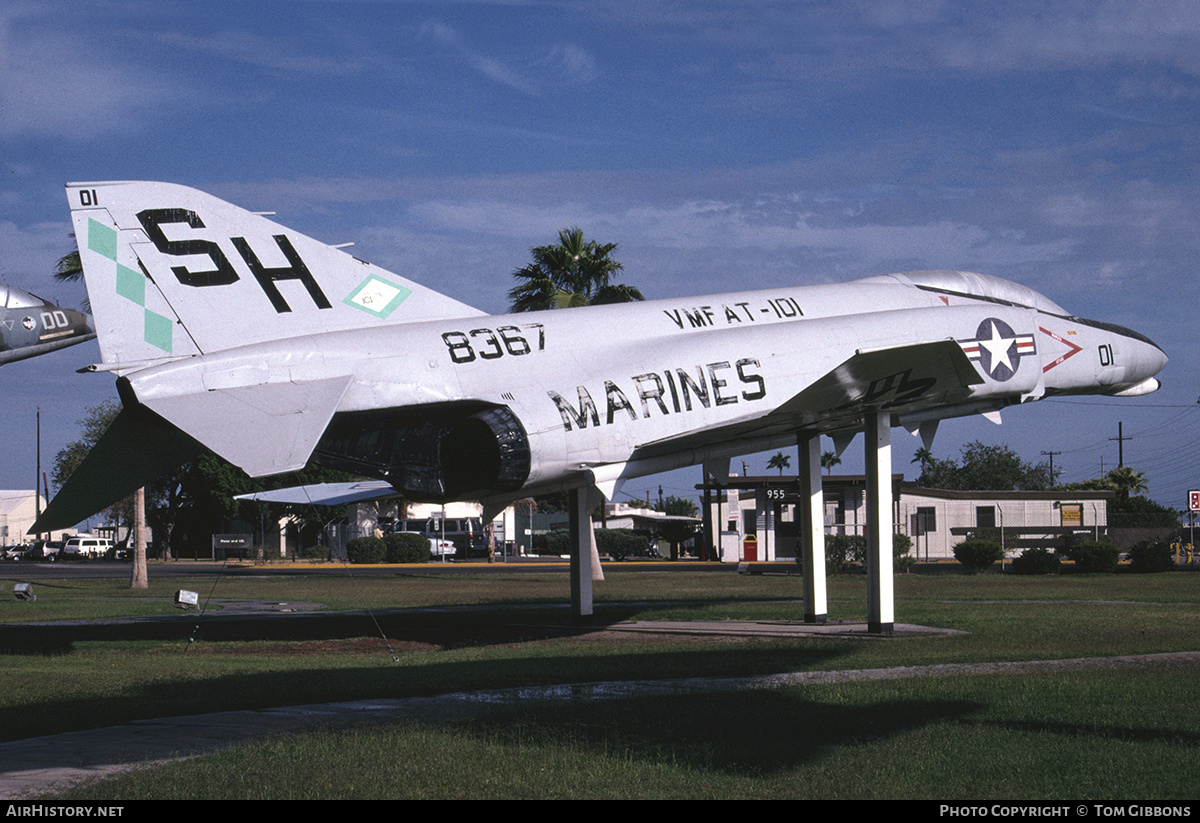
[1,0,1197,513]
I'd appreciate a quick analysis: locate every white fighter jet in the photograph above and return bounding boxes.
[35,181,1167,542]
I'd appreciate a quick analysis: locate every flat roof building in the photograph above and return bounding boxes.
[698,474,1116,562]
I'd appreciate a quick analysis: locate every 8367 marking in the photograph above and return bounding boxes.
[442,323,545,363]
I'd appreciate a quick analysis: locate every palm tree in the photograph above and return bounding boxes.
[767,452,791,476]
[508,227,644,312]
[54,241,90,312]
[912,447,933,475]
[821,451,841,476]
[1105,466,1148,499]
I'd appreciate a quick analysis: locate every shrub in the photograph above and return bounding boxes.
[1063,540,1120,573]
[952,538,1003,572]
[824,534,865,575]
[1011,547,1061,575]
[533,528,649,560]
[251,544,279,562]
[535,530,571,555]
[299,544,327,560]
[1126,539,1176,573]
[893,533,915,573]
[594,528,648,561]
[384,532,431,564]
[345,536,386,564]
[802,533,912,574]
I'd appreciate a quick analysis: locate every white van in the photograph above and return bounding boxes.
[62,536,114,559]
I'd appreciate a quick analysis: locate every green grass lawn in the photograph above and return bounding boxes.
[57,665,1200,800]
[3,566,1197,799]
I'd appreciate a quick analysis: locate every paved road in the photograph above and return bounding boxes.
[0,557,734,580]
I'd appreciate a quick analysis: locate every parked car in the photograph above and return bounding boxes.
[386,517,488,558]
[102,543,131,561]
[426,534,456,557]
[3,544,32,561]
[30,540,63,561]
[392,531,456,557]
[62,536,114,559]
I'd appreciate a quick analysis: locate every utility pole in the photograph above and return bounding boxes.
[131,486,148,589]
[1109,421,1132,468]
[35,408,42,542]
[1041,450,1062,485]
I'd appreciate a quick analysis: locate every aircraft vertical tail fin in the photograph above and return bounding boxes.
[67,181,484,371]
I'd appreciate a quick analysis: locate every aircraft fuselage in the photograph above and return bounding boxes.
[0,285,95,366]
[117,270,1166,504]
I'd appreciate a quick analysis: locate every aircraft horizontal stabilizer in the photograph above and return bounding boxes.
[139,375,353,478]
[32,407,206,533]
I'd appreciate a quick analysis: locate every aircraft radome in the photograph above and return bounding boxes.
[0,283,95,366]
[36,181,1167,550]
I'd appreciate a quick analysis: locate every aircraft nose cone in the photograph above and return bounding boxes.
[1111,332,1168,397]
[1138,335,1169,379]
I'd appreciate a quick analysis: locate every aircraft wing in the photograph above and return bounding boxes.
[235,481,396,506]
[774,338,983,419]
[33,407,207,532]
[632,339,983,458]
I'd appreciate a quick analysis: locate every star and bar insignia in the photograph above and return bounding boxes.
[959,318,1036,382]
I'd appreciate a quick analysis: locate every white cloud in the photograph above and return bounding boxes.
[536,43,599,84]
[149,30,365,77]
[0,2,181,139]
[0,217,84,305]
[420,18,541,95]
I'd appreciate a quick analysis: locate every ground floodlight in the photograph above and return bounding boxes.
[13,582,35,601]
[175,589,199,609]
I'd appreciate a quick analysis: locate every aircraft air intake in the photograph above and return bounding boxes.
[312,403,531,501]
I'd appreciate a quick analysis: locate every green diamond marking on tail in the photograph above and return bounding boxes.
[344,274,412,319]
[88,219,117,260]
[89,217,171,353]
[116,264,146,305]
[144,310,173,353]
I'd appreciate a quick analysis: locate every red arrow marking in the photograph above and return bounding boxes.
[1040,326,1083,372]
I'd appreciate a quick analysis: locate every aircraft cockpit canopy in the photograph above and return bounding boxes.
[0,284,51,310]
[897,270,1070,316]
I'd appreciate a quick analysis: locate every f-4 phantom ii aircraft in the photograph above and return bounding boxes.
[37,181,1166,624]
[0,283,95,366]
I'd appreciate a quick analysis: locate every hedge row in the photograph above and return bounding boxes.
[956,539,1177,575]
[345,533,432,564]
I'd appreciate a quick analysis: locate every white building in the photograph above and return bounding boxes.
[0,490,64,545]
[701,475,1115,562]
[897,484,1113,560]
